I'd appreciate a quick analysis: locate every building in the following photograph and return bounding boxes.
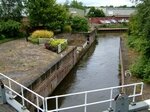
[86,7,136,17]
[104,7,135,17]
[69,8,85,17]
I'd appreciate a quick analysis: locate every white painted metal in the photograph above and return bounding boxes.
[46,82,144,112]
[0,73,145,112]
[0,73,45,112]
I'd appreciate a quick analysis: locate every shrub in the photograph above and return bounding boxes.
[28,37,39,44]
[0,35,6,40]
[0,20,21,38]
[130,56,147,78]
[31,30,54,38]
[63,25,72,33]
[71,16,89,32]
[45,39,67,53]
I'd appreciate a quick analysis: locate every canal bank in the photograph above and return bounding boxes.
[120,35,150,101]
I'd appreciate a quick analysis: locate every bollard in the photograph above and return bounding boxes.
[0,79,6,104]
[114,93,129,112]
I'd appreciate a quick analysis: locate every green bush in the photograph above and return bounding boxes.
[71,16,89,32]
[0,20,21,38]
[28,37,39,44]
[45,39,68,53]
[63,25,72,33]
[143,61,150,83]
[130,56,146,78]
[31,30,54,38]
[0,35,6,40]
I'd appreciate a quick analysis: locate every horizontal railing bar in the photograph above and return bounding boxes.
[46,82,143,100]
[0,73,44,100]
[0,73,144,112]
[5,85,44,112]
[48,93,143,112]
[129,93,142,98]
[48,99,114,112]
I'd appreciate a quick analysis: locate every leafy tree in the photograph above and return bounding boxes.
[70,0,85,10]
[0,0,24,38]
[128,0,150,82]
[27,0,69,31]
[117,5,127,8]
[71,16,89,32]
[87,7,105,17]
[0,0,24,21]
[64,0,70,9]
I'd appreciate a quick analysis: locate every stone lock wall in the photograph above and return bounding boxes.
[24,30,96,111]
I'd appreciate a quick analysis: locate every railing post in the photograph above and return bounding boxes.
[108,88,113,111]
[36,96,40,112]
[84,93,87,112]
[56,97,58,112]
[21,87,25,106]
[140,83,144,95]
[21,87,27,110]
[44,98,48,112]
[8,79,12,95]
[132,85,137,103]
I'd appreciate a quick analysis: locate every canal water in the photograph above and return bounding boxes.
[48,33,121,112]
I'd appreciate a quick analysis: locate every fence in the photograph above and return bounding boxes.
[45,82,143,112]
[0,73,144,112]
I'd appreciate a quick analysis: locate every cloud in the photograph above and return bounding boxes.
[56,0,135,6]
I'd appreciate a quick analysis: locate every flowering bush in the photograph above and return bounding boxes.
[31,30,54,38]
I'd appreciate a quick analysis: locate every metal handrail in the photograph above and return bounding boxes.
[46,82,144,112]
[0,73,45,112]
[0,73,144,112]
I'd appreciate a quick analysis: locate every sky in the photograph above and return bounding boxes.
[56,0,135,6]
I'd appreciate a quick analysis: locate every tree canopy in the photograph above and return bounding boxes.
[87,7,105,17]
[27,0,69,31]
[0,0,24,21]
[70,0,85,10]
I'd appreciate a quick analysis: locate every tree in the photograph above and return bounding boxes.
[64,0,70,9]
[87,7,105,17]
[117,5,127,8]
[27,0,69,31]
[0,0,24,21]
[70,0,85,10]
[71,16,89,32]
[0,0,24,38]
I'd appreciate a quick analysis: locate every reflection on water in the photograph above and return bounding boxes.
[48,33,121,112]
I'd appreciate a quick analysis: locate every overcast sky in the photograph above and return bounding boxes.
[56,0,135,6]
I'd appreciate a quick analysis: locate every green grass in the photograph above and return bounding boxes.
[0,38,15,44]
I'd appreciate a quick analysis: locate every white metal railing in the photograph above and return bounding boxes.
[45,82,144,112]
[0,73,45,112]
[0,73,144,112]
